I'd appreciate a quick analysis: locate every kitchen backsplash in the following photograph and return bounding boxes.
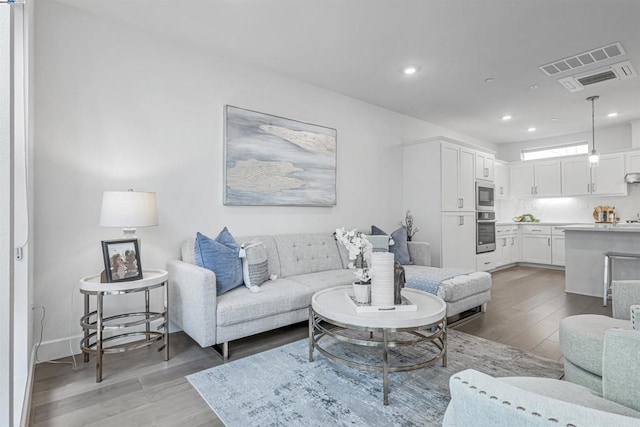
[496,184,640,223]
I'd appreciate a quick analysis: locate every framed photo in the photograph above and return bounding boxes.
[101,239,143,283]
[224,105,337,206]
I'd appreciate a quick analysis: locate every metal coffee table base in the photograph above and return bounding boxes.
[308,306,447,405]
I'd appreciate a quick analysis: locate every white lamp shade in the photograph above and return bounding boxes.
[99,191,158,228]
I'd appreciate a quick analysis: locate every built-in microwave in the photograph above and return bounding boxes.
[476,181,495,212]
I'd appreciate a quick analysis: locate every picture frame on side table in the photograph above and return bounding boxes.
[101,239,143,283]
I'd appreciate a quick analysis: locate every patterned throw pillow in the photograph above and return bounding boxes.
[194,228,244,295]
[371,225,411,265]
[240,240,270,293]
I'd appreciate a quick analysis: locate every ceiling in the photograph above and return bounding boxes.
[56,0,640,145]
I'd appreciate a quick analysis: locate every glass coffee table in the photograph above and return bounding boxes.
[309,285,447,405]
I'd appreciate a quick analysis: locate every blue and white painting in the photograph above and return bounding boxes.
[224,106,337,206]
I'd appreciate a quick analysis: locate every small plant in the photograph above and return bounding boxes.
[399,210,420,242]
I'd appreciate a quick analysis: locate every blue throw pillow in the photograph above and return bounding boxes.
[194,228,244,295]
[371,225,411,265]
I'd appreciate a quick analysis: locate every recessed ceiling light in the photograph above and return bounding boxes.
[527,127,537,132]
[529,85,539,90]
[485,78,495,83]
[607,112,618,118]
[551,117,558,121]
[402,66,418,75]
[501,115,512,121]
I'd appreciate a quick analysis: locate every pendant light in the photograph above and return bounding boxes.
[587,95,600,165]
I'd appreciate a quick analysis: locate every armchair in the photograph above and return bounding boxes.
[443,329,640,426]
[559,280,640,393]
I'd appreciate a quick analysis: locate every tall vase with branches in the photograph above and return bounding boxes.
[399,210,420,242]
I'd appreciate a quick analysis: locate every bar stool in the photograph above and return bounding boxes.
[603,252,640,306]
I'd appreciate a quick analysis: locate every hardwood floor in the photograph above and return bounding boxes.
[30,266,611,426]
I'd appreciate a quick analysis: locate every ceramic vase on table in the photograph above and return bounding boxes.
[353,282,371,304]
[371,252,395,306]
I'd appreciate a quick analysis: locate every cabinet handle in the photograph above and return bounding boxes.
[460,216,465,226]
[587,183,590,193]
[531,186,534,195]
[548,238,551,246]
[502,238,507,247]
[484,261,490,265]
[592,183,595,193]
[531,229,541,232]
[511,237,515,246]
[500,186,504,195]
[535,186,538,195]
[484,168,489,177]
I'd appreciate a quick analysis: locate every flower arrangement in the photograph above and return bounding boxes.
[333,227,373,284]
[399,209,420,242]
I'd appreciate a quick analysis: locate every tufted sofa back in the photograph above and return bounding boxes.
[181,232,348,280]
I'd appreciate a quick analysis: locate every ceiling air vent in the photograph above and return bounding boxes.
[557,61,637,92]
[539,42,626,76]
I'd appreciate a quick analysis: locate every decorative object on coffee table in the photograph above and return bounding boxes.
[394,261,406,305]
[371,252,395,306]
[334,228,375,304]
[398,209,419,242]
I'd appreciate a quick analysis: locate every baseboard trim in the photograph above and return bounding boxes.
[20,347,36,427]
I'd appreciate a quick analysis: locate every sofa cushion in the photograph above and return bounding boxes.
[560,314,632,377]
[274,233,344,277]
[216,278,314,326]
[372,225,410,265]
[237,235,281,279]
[289,269,357,293]
[365,234,392,252]
[194,229,243,295]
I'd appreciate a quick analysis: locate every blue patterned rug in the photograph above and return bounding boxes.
[187,329,563,426]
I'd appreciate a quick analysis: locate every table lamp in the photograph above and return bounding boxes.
[99,189,158,239]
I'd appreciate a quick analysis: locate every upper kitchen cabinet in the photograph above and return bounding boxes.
[510,159,562,197]
[625,149,640,173]
[495,161,510,199]
[441,142,475,211]
[562,153,626,196]
[475,151,495,181]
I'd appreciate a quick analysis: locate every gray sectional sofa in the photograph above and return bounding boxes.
[167,232,491,359]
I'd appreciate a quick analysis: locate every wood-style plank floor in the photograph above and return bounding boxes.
[30,266,612,426]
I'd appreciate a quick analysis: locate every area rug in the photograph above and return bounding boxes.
[187,329,563,426]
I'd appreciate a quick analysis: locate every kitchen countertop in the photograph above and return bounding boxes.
[496,221,591,226]
[557,224,640,232]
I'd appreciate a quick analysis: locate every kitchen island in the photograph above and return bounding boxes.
[558,224,640,298]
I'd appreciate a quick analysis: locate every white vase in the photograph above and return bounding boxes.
[371,252,395,306]
[353,282,371,304]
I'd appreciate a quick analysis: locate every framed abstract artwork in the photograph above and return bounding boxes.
[224,105,337,206]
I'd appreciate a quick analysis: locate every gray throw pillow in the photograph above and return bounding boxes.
[371,225,411,265]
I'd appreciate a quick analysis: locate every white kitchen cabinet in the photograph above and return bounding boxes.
[626,150,640,173]
[442,212,476,270]
[552,235,565,266]
[591,153,626,195]
[495,161,510,199]
[475,151,495,181]
[476,251,497,272]
[442,143,475,211]
[562,153,626,196]
[562,157,591,196]
[495,226,518,268]
[520,225,552,264]
[402,139,478,268]
[510,160,562,197]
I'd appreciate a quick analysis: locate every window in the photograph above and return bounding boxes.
[521,143,588,161]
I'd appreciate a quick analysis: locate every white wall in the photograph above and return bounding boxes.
[33,1,492,360]
[496,124,632,162]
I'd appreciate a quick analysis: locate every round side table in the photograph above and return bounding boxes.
[79,269,169,382]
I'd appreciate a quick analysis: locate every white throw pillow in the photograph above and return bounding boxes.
[365,234,394,252]
[240,240,270,292]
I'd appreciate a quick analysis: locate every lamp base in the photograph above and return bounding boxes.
[121,228,138,240]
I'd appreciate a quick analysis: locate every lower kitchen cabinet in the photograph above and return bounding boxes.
[520,225,552,264]
[551,227,565,266]
[442,212,476,270]
[476,251,497,272]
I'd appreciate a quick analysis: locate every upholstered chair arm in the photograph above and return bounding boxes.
[612,280,640,320]
[602,329,640,412]
[166,259,218,347]
[407,241,431,266]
